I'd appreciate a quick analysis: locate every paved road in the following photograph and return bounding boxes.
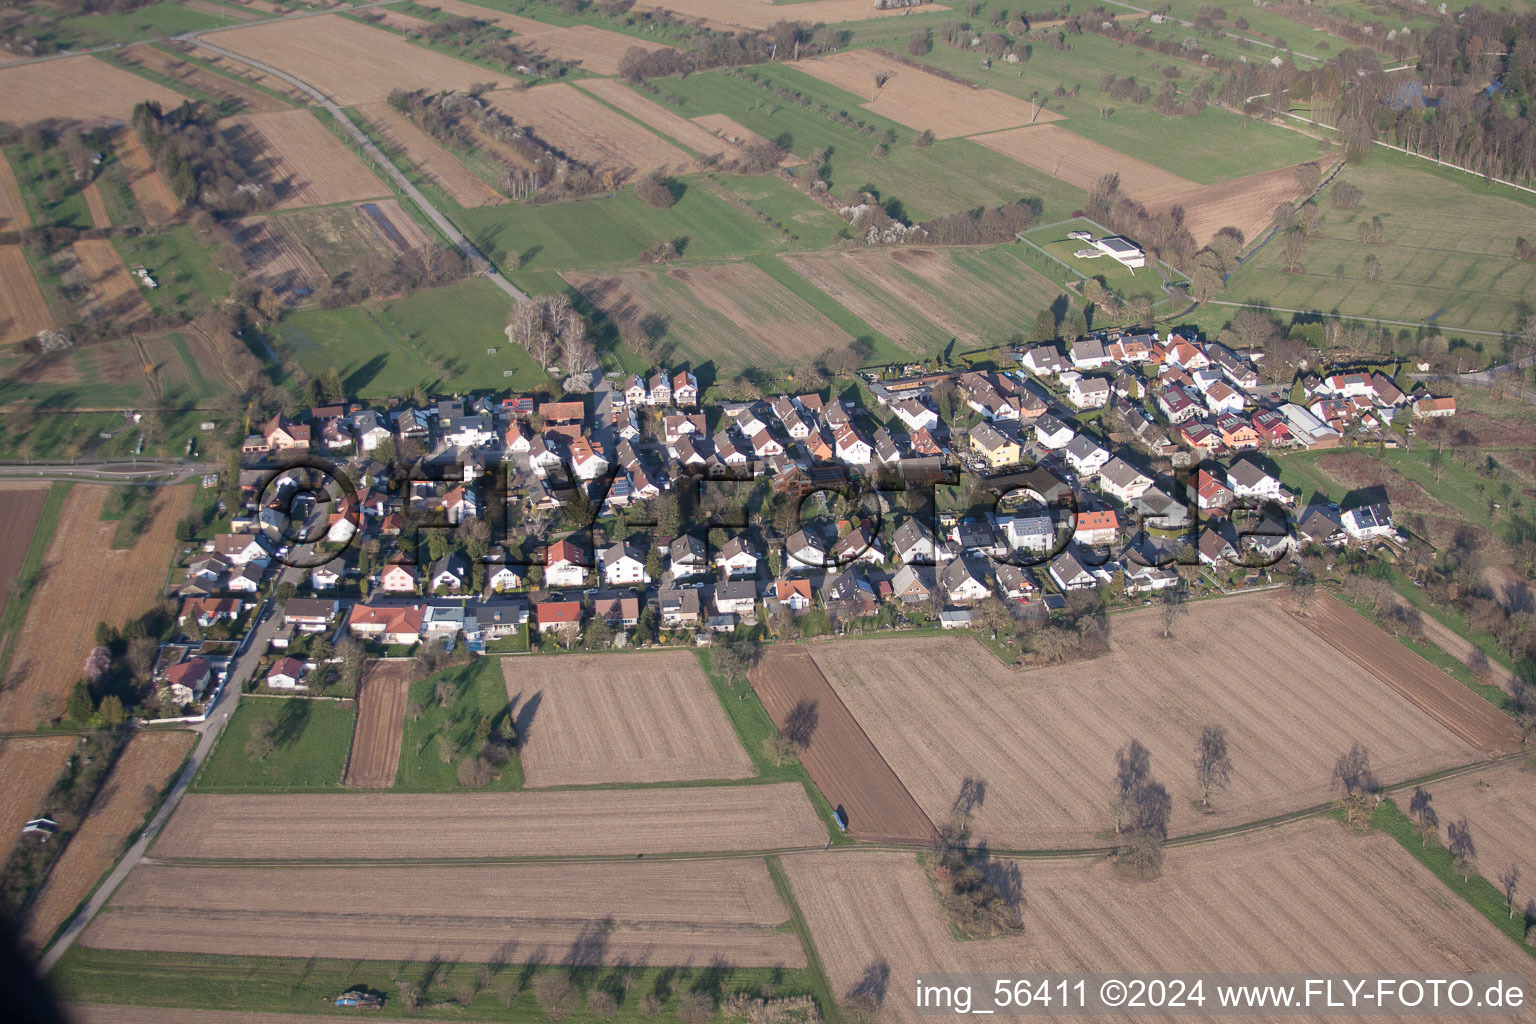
[189,33,529,305]
[0,459,213,484]
[35,569,298,978]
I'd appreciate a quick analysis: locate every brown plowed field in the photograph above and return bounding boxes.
[578,78,755,163]
[1427,762,1536,897]
[0,485,191,731]
[86,858,804,966]
[807,593,1485,849]
[0,245,53,346]
[0,736,74,863]
[519,24,667,76]
[23,730,194,953]
[234,109,387,209]
[0,152,29,230]
[357,101,503,207]
[1298,595,1521,756]
[0,56,188,125]
[0,482,50,623]
[209,15,522,106]
[973,123,1198,203]
[343,660,412,788]
[751,646,935,844]
[358,198,431,253]
[792,50,1057,139]
[186,44,311,104]
[70,239,153,324]
[156,782,827,859]
[1146,159,1332,247]
[115,129,180,225]
[415,0,553,34]
[120,44,291,115]
[784,819,1531,1024]
[230,216,324,303]
[365,8,434,33]
[80,183,111,228]
[489,84,694,180]
[631,0,949,32]
[505,650,754,787]
[565,262,854,369]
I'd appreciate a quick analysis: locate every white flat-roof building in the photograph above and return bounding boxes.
[1072,235,1146,269]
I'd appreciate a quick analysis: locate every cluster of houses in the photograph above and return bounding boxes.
[157,327,1432,663]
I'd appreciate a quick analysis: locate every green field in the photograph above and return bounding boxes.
[26,0,240,49]
[710,173,851,251]
[781,243,1066,352]
[269,278,548,399]
[1024,218,1174,304]
[194,698,356,792]
[646,66,1087,223]
[1224,152,1536,335]
[397,657,523,792]
[4,143,92,231]
[115,227,234,322]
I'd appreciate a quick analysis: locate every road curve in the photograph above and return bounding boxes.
[188,33,529,305]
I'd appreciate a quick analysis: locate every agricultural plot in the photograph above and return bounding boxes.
[413,0,555,34]
[488,84,695,182]
[195,699,356,792]
[343,661,412,789]
[68,240,154,326]
[518,24,668,77]
[629,0,950,31]
[232,110,387,210]
[0,485,191,731]
[0,152,29,231]
[792,50,1059,139]
[1224,155,1536,334]
[85,858,804,966]
[0,56,188,125]
[23,730,195,954]
[1145,159,1331,247]
[577,79,773,166]
[0,483,50,622]
[504,651,754,787]
[784,820,1532,1024]
[80,184,111,229]
[751,646,936,845]
[207,15,522,106]
[118,44,291,115]
[564,262,856,373]
[691,114,803,166]
[1427,762,1536,897]
[974,123,1197,203]
[229,216,323,304]
[781,246,1063,352]
[0,245,52,346]
[186,44,311,105]
[807,593,1487,850]
[155,783,828,859]
[355,101,503,208]
[112,129,180,225]
[0,736,74,863]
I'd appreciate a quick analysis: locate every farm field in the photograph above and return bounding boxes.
[186,43,311,105]
[1145,159,1330,247]
[228,216,323,303]
[0,483,51,622]
[69,239,153,326]
[781,246,1063,352]
[85,858,804,966]
[233,109,388,209]
[0,152,31,230]
[488,84,695,181]
[1224,154,1536,334]
[355,101,503,208]
[154,783,828,859]
[0,56,188,124]
[564,262,857,374]
[505,651,754,787]
[0,245,52,346]
[806,593,1489,850]
[576,78,772,166]
[23,730,195,954]
[784,819,1532,1024]
[973,123,1197,204]
[112,129,180,224]
[0,736,74,863]
[751,646,936,845]
[691,114,803,166]
[1427,762,1536,897]
[195,699,356,792]
[413,0,555,34]
[80,183,111,229]
[629,0,950,31]
[343,661,412,788]
[791,50,1059,139]
[114,226,235,324]
[519,23,668,76]
[396,657,521,792]
[118,44,291,115]
[0,484,190,731]
[207,14,521,106]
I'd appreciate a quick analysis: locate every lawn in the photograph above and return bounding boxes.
[1223,152,1536,335]
[50,947,830,1022]
[194,699,356,792]
[268,278,548,400]
[710,173,851,251]
[1023,217,1177,305]
[397,657,522,792]
[115,227,233,323]
[646,66,1086,223]
[33,1,239,49]
[463,181,786,274]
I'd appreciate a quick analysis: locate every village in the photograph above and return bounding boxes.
[147,323,1459,715]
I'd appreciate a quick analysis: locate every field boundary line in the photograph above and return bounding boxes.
[766,854,844,1024]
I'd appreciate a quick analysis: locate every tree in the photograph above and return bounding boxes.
[1159,586,1187,638]
[1408,786,1438,846]
[1500,864,1521,919]
[1031,307,1058,342]
[635,174,676,210]
[66,679,94,725]
[1331,742,1377,826]
[98,694,126,725]
[1193,725,1232,809]
[764,731,800,767]
[1110,738,1150,833]
[533,973,576,1021]
[678,992,714,1024]
[587,990,618,1019]
[245,716,276,761]
[1447,816,1476,882]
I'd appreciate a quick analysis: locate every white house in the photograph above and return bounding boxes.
[545,539,590,588]
[1005,514,1055,553]
[1067,376,1111,409]
[834,425,873,465]
[1063,434,1110,476]
[487,563,525,592]
[601,541,649,586]
[1227,457,1283,502]
[892,518,936,565]
[940,556,992,604]
[1034,414,1074,450]
[1097,457,1153,503]
[1203,380,1245,416]
[1341,503,1395,541]
[716,536,760,578]
[444,413,495,448]
[1049,550,1098,591]
[1021,345,1068,377]
[210,533,269,567]
[1068,338,1113,371]
[892,398,940,432]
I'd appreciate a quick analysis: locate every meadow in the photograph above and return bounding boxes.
[15,0,238,51]
[114,227,234,323]
[193,698,356,792]
[1224,152,1536,335]
[397,657,522,792]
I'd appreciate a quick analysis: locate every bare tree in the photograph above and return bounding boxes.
[1193,725,1233,809]
[1159,587,1187,639]
[1447,817,1476,882]
[1110,739,1150,833]
[1332,743,1377,826]
[1408,786,1438,846]
[764,731,799,767]
[1500,863,1520,919]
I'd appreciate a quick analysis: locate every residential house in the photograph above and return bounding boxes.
[647,370,673,406]
[834,425,873,465]
[892,518,936,565]
[486,561,526,592]
[263,413,310,451]
[444,413,495,448]
[1074,509,1119,547]
[350,410,393,452]
[1098,457,1153,503]
[659,588,702,626]
[1022,344,1069,377]
[226,564,264,593]
[821,569,878,619]
[623,374,648,406]
[283,598,337,632]
[1033,414,1074,450]
[672,369,699,407]
[716,536,759,578]
[1192,469,1234,510]
[535,599,583,633]
[568,436,610,482]
[1413,396,1456,419]
[379,563,417,594]
[1068,338,1113,371]
[663,413,707,446]
[1005,514,1055,554]
[210,533,269,567]
[601,541,649,586]
[1197,525,1240,567]
[994,562,1038,603]
[347,603,425,645]
[179,597,241,628]
[892,398,939,432]
[1227,458,1283,503]
[784,528,828,570]
[474,597,529,639]
[1049,550,1097,591]
[714,580,757,616]
[545,538,590,587]
[833,526,885,567]
[1180,422,1222,454]
[1217,413,1261,449]
[266,656,307,690]
[669,533,710,579]
[1203,380,1244,417]
[890,564,935,604]
[1341,502,1395,541]
[970,421,1021,469]
[590,591,641,627]
[429,553,470,592]
[1067,376,1111,410]
[939,556,992,605]
[1063,434,1110,476]
[1251,409,1292,446]
[1123,561,1180,595]
[1157,386,1202,425]
[539,400,586,442]
[164,657,213,699]
[442,484,478,525]
[1296,505,1346,547]
[771,578,815,614]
